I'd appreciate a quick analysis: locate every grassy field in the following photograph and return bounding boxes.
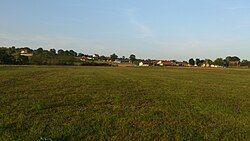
[0,66,249,140]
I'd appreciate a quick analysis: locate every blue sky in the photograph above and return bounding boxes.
[0,0,250,60]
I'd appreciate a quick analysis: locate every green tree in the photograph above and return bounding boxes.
[241,60,249,67]
[214,58,224,66]
[196,58,201,66]
[205,59,213,65]
[225,56,241,67]
[200,59,205,66]
[100,55,107,61]
[69,50,77,57]
[110,53,118,61]
[31,50,45,65]
[50,49,56,55]
[58,49,64,56]
[16,55,29,65]
[0,48,14,64]
[189,58,195,66]
[36,48,44,54]
[78,53,84,57]
[226,56,240,62]
[129,54,136,62]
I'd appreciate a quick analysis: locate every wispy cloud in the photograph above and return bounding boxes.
[130,19,153,39]
[124,8,154,39]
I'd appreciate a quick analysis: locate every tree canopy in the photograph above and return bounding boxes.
[0,46,246,68]
[110,53,118,61]
[129,54,136,62]
[213,58,224,66]
[189,58,195,66]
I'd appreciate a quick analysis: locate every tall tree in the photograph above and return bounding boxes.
[58,49,64,56]
[205,59,213,65]
[69,50,77,57]
[214,58,224,66]
[100,55,107,61]
[241,60,249,67]
[50,49,56,55]
[0,49,14,64]
[36,48,44,54]
[110,53,118,61]
[129,54,136,62]
[226,56,240,62]
[16,55,29,65]
[189,58,195,66]
[225,56,241,67]
[196,58,201,66]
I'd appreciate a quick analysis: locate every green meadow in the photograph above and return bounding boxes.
[0,66,249,140]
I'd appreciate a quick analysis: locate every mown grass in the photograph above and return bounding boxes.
[0,66,249,140]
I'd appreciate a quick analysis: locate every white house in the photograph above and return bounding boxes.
[114,59,121,64]
[201,63,210,67]
[92,54,99,58]
[157,61,164,66]
[139,62,149,66]
[211,65,222,68]
[20,48,33,57]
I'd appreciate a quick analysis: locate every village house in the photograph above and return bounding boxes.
[210,65,221,68]
[162,60,176,66]
[92,54,100,60]
[156,61,164,66]
[114,59,121,64]
[92,54,99,58]
[80,55,94,62]
[201,63,210,67]
[139,61,150,66]
[80,56,88,62]
[20,47,33,57]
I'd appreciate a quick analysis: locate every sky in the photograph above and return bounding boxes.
[0,0,250,60]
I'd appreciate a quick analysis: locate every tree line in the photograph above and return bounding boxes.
[0,47,77,65]
[0,46,138,66]
[0,46,249,67]
[188,56,250,67]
